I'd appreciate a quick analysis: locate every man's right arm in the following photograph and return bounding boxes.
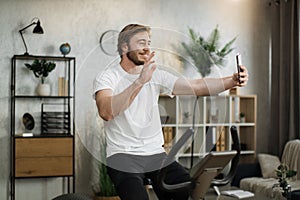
[95,79,144,121]
[95,52,157,121]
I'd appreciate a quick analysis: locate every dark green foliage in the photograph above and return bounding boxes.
[25,59,56,84]
[95,163,118,197]
[276,163,297,198]
[94,131,118,197]
[181,26,236,77]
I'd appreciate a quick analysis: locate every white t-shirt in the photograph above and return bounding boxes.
[93,64,178,157]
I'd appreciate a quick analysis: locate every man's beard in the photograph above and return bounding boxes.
[127,51,145,65]
[127,50,145,65]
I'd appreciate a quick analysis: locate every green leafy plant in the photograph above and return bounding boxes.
[183,112,191,118]
[94,163,118,197]
[93,122,118,198]
[181,25,236,77]
[25,59,56,84]
[275,163,297,198]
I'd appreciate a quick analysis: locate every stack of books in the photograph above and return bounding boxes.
[163,127,173,153]
[216,126,226,151]
[58,77,68,96]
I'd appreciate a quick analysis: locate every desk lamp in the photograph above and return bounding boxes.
[19,18,44,55]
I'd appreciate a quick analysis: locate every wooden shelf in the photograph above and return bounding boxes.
[10,55,76,199]
[159,95,257,167]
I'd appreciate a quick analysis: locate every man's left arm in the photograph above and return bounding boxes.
[172,66,248,96]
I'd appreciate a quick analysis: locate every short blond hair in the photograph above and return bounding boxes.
[117,24,151,57]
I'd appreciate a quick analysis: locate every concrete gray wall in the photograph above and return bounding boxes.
[0,0,272,199]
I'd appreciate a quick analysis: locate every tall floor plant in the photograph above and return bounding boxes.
[181,25,236,77]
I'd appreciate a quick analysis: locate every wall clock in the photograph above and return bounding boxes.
[99,30,119,56]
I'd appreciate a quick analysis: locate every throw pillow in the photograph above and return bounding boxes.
[257,153,281,178]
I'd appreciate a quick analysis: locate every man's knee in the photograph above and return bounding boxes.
[116,176,149,200]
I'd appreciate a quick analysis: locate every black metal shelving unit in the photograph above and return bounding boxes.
[10,55,76,200]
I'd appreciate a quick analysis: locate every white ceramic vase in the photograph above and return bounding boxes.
[36,83,50,96]
[240,116,246,123]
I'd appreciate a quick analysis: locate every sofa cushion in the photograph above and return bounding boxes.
[240,177,300,199]
[258,153,281,178]
[240,177,281,199]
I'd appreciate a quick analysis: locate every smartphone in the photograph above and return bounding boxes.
[236,53,243,84]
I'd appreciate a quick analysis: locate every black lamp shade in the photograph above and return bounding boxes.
[33,20,44,34]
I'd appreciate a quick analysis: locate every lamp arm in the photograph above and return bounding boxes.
[19,22,37,33]
[19,22,37,55]
[19,31,28,55]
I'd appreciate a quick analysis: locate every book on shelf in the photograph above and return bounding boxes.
[58,77,69,96]
[216,126,226,151]
[207,126,227,152]
[163,127,173,153]
[221,189,254,199]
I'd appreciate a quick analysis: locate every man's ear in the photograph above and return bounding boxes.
[121,43,128,54]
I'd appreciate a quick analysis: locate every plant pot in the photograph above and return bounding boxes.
[36,83,50,96]
[182,117,192,124]
[94,196,120,200]
[240,116,246,123]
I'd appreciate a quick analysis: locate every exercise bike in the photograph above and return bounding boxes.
[158,126,241,200]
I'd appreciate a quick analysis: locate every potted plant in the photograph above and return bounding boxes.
[93,163,119,200]
[239,112,246,123]
[273,163,297,199]
[181,25,236,77]
[93,125,120,200]
[25,59,56,96]
[182,112,191,123]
